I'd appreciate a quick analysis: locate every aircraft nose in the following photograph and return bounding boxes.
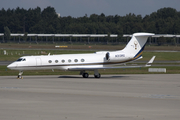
[7,63,17,70]
[7,64,12,69]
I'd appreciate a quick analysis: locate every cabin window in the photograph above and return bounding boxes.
[22,59,26,61]
[61,60,65,63]
[81,59,85,62]
[48,60,52,63]
[74,59,78,62]
[68,59,71,63]
[55,60,58,63]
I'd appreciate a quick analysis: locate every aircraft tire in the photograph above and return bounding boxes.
[17,75,23,79]
[94,74,101,78]
[83,73,89,78]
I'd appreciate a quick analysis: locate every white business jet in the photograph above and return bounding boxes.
[7,33,156,79]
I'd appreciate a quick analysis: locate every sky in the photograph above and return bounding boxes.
[1,0,180,17]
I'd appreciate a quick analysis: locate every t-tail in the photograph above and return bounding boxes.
[122,33,155,60]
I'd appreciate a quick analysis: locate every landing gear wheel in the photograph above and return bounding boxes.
[17,71,23,79]
[94,74,101,78]
[82,73,89,78]
[17,75,23,79]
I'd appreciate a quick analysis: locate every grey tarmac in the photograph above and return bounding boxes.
[0,74,180,120]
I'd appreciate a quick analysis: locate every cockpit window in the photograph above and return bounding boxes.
[16,58,23,61]
[16,58,26,62]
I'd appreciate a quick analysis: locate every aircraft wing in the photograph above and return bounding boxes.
[68,56,156,71]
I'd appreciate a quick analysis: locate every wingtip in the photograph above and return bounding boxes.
[146,56,156,66]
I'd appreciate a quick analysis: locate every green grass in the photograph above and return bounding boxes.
[0,49,95,61]
[141,52,180,61]
[1,49,180,61]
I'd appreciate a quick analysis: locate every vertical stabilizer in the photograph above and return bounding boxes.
[122,33,154,59]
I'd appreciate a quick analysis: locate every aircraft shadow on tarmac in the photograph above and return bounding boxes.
[58,75,130,79]
[58,76,81,78]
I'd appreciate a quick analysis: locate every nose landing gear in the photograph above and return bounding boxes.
[17,71,23,79]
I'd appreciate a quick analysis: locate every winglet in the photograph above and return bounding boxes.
[146,56,156,67]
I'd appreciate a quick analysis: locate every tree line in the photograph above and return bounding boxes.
[0,6,180,44]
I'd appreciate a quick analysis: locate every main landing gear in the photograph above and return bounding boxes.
[82,73,89,78]
[94,73,101,78]
[80,70,101,78]
[17,71,23,79]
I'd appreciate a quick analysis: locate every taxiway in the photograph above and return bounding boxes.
[0,74,180,120]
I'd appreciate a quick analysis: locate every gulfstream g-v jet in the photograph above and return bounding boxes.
[7,33,156,79]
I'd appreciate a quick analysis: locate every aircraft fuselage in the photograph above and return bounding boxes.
[8,51,134,71]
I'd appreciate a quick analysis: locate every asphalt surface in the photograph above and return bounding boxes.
[0,74,180,120]
[0,61,12,65]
